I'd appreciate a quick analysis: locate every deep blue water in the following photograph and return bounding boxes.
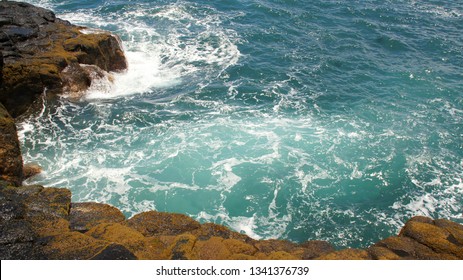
[20,0,463,248]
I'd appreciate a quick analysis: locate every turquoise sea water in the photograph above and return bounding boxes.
[19,0,462,248]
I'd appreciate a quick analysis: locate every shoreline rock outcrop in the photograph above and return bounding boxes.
[1,182,462,260]
[0,1,127,117]
[0,1,462,260]
[0,103,23,186]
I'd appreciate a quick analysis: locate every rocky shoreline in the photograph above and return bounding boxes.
[0,1,126,118]
[1,1,462,260]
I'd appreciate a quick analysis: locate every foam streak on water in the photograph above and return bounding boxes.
[19,0,463,248]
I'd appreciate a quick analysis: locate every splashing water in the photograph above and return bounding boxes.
[19,0,463,248]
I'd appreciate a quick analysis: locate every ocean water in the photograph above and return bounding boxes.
[19,0,462,248]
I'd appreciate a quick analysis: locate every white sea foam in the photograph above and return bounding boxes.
[85,166,132,195]
[211,158,243,191]
[227,215,262,239]
[410,1,463,18]
[29,1,241,100]
[17,123,34,142]
[84,50,182,100]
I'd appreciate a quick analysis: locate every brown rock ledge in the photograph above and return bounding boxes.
[1,183,462,260]
[0,1,127,117]
[0,103,23,186]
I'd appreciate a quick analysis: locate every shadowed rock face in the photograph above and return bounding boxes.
[0,103,23,186]
[0,1,127,117]
[0,51,3,86]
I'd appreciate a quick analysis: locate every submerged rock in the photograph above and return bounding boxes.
[0,1,127,117]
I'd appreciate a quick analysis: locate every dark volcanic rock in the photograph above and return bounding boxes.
[18,186,72,239]
[0,1,127,117]
[2,178,463,259]
[0,103,23,186]
[63,33,127,72]
[90,243,138,260]
[0,51,3,86]
[0,191,26,222]
[0,185,45,259]
[433,218,463,245]
[0,241,44,259]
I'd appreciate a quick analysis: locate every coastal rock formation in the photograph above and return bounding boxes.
[0,103,23,186]
[0,1,127,117]
[70,202,125,232]
[1,182,462,260]
[1,1,462,260]
[126,211,202,237]
[22,163,42,179]
[0,51,3,85]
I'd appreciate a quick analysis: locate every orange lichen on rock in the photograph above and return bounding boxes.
[70,202,125,232]
[317,248,371,260]
[1,4,463,258]
[1,182,463,260]
[42,231,110,260]
[0,1,127,117]
[126,211,201,237]
[399,219,463,259]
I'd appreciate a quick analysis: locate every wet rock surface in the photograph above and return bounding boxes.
[22,163,42,180]
[0,1,127,117]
